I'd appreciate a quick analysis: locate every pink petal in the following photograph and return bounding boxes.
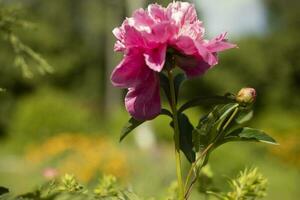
[166,2,197,26]
[175,55,211,78]
[123,25,146,48]
[172,36,198,55]
[112,26,126,52]
[148,4,167,22]
[205,32,237,52]
[112,27,124,41]
[144,44,167,72]
[114,40,125,52]
[125,71,161,120]
[147,22,176,43]
[178,20,205,41]
[131,8,154,31]
[111,50,149,88]
[194,41,218,66]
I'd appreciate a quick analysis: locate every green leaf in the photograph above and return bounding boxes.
[159,73,171,104]
[235,109,253,124]
[161,108,172,118]
[119,191,142,200]
[0,187,9,196]
[120,118,144,142]
[192,103,239,152]
[120,109,171,142]
[171,113,196,163]
[174,73,186,102]
[223,127,278,145]
[178,95,236,113]
[193,113,214,152]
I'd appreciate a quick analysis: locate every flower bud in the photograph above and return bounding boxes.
[236,88,256,104]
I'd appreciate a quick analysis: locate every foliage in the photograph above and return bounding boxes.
[0,168,269,200]
[119,68,276,199]
[207,168,268,200]
[0,0,295,199]
[8,88,97,144]
[0,174,143,200]
[0,3,53,78]
[94,175,118,197]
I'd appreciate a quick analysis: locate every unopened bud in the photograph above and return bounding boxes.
[236,88,256,104]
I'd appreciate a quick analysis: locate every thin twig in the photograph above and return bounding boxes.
[184,143,214,195]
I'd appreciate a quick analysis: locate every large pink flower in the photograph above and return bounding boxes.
[111,1,236,120]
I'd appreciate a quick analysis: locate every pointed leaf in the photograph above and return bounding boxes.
[171,113,196,163]
[174,73,186,102]
[120,118,144,142]
[161,108,172,118]
[235,109,253,124]
[193,113,214,152]
[223,127,278,145]
[120,109,172,142]
[216,103,239,124]
[193,103,239,151]
[159,73,171,104]
[178,95,236,113]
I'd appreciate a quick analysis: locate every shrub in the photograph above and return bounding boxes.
[8,88,97,144]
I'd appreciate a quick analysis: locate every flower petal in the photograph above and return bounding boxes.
[112,26,126,51]
[144,44,167,72]
[131,8,154,32]
[194,41,218,66]
[205,32,237,52]
[111,50,149,88]
[123,25,146,48]
[125,71,161,120]
[172,36,198,55]
[166,2,197,26]
[148,3,167,22]
[175,55,211,78]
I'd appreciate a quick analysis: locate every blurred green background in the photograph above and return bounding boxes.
[0,0,299,199]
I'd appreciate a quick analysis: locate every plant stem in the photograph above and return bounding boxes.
[184,107,239,198]
[184,143,214,197]
[167,70,184,200]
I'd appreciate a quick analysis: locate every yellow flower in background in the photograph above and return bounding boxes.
[25,133,129,182]
[267,129,300,168]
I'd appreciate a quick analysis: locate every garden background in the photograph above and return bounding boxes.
[0,0,299,199]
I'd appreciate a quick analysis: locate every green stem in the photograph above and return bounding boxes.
[167,70,184,200]
[184,143,213,196]
[184,107,239,198]
[221,107,239,132]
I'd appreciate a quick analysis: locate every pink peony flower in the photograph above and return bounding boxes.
[111,1,236,120]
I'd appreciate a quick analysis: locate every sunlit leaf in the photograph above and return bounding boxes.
[178,96,236,113]
[222,127,278,145]
[193,103,239,152]
[120,118,144,142]
[236,109,253,124]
